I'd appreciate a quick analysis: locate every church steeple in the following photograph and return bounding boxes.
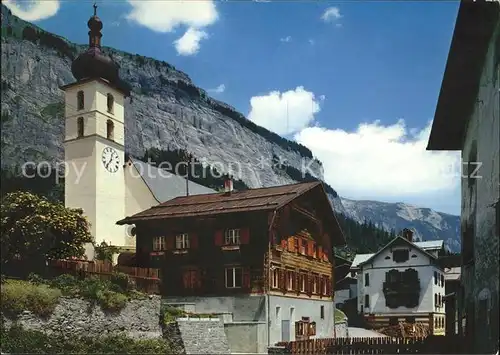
[87,3,103,48]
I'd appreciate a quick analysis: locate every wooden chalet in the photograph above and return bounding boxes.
[117,180,346,299]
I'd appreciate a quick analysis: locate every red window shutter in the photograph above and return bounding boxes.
[240,228,250,244]
[318,246,323,260]
[288,238,294,252]
[281,238,287,249]
[243,268,251,289]
[166,235,174,250]
[190,233,198,248]
[214,230,223,246]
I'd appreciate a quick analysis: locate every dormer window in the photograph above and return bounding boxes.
[106,119,114,140]
[107,93,114,113]
[225,228,240,245]
[175,233,189,249]
[77,90,84,110]
[77,117,84,137]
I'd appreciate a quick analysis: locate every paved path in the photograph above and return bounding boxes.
[348,327,388,338]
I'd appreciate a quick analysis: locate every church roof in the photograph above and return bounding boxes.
[129,158,215,203]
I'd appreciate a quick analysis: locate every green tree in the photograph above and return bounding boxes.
[94,241,120,263]
[0,192,93,265]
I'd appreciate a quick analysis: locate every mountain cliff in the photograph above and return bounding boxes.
[0,5,460,253]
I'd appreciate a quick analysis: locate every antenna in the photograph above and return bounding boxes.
[93,2,98,16]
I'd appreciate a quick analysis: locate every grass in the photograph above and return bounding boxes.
[160,305,217,325]
[0,279,62,318]
[335,308,347,323]
[0,323,173,354]
[1,273,144,317]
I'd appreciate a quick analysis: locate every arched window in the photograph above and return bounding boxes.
[77,91,84,110]
[107,93,114,113]
[77,117,84,137]
[106,120,114,140]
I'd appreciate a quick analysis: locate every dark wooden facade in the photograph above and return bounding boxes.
[118,181,345,299]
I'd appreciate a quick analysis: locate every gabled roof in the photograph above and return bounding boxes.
[427,0,499,150]
[351,253,374,269]
[117,180,346,246]
[129,158,215,203]
[356,236,439,268]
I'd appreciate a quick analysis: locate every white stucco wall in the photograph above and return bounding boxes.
[357,246,445,315]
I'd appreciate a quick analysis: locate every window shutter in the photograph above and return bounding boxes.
[240,228,250,244]
[243,268,251,289]
[306,273,312,296]
[182,270,190,288]
[166,235,174,250]
[296,271,300,295]
[279,269,285,291]
[281,238,287,249]
[214,230,223,246]
[288,237,295,252]
[318,246,323,260]
[190,233,198,248]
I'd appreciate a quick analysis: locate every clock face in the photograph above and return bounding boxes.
[101,147,120,173]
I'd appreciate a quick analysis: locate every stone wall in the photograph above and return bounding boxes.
[335,321,348,338]
[176,317,230,354]
[1,296,163,339]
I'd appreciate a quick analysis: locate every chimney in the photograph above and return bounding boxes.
[224,175,233,195]
[402,228,414,242]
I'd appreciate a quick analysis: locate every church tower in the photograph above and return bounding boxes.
[60,4,131,260]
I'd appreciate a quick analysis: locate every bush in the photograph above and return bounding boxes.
[110,272,130,292]
[161,305,186,325]
[96,290,128,312]
[27,273,44,285]
[0,324,172,354]
[0,280,61,317]
[49,274,79,296]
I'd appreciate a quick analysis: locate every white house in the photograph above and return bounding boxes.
[61,5,214,261]
[352,229,446,334]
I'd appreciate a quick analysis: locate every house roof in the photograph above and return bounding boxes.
[427,0,499,150]
[413,240,444,251]
[444,267,461,281]
[356,236,440,268]
[129,158,215,203]
[117,180,346,246]
[351,253,374,269]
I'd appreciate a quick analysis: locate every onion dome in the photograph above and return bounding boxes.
[71,3,130,96]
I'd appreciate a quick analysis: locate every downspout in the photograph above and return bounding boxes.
[267,210,277,348]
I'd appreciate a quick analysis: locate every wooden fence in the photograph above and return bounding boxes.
[48,259,161,294]
[276,335,471,354]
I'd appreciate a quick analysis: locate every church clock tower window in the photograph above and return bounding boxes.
[106,120,114,140]
[107,93,114,113]
[77,91,84,110]
[77,117,84,137]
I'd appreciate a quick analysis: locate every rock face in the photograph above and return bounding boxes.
[341,198,461,252]
[1,296,163,339]
[177,318,231,354]
[0,5,460,251]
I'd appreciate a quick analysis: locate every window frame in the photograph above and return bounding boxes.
[175,233,190,249]
[106,119,114,141]
[320,305,325,319]
[225,267,242,289]
[77,90,84,110]
[77,117,84,137]
[107,93,114,114]
[225,228,241,245]
[153,236,166,251]
[272,267,279,289]
[364,272,370,286]
[287,270,294,291]
[300,272,306,292]
[364,294,370,308]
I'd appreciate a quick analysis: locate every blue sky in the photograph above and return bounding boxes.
[4,0,462,215]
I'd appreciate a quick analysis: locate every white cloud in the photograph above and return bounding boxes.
[294,120,461,198]
[126,1,218,32]
[321,6,342,22]
[174,27,208,56]
[280,36,292,43]
[2,0,59,21]
[248,87,321,136]
[208,84,226,94]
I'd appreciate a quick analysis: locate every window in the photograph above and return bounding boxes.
[153,236,166,251]
[312,274,318,294]
[175,233,189,249]
[77,90,84,110]
[434,271,438,285]
[364,294,370,308]
[393,249,409,263]
[364,273,370,286]
[312,242,317,257]
[106,120,114,140]
[107,93,114,113]
[225,228,240,245]
[77,117,84,137]
[435,294,438,308]
[272,267,279,289]
[276,306,281,320]
[440,274,444,287]
[323,277,328,295]
[182,268,199,289]
[294,237,299,253]
[320,305,325,319]
[300,239,306,254]
[287,270,294,291]
[300,273,306,292]
[225,267,242,288]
